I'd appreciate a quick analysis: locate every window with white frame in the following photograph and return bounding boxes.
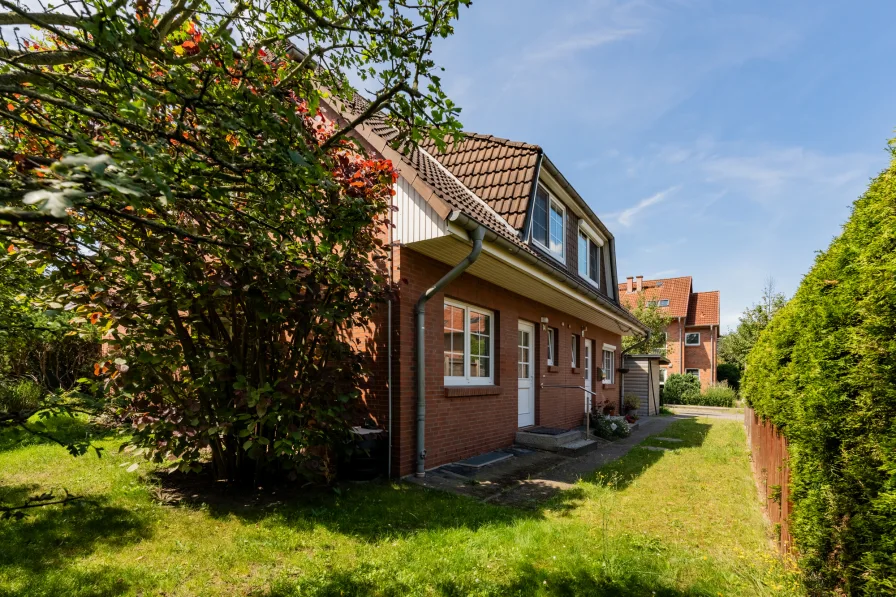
[686,368,700,378]
[685,332,701,346]
[571,334,579,368]
[546,327,557,366]
[602,347,615,384]
[659,368,667,383]
[443,300,493,385]
[647,299,670,307]
[577,228,601,287]
[531,185,565,260]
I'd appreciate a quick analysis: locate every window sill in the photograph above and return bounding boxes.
[602,384,617,390]
[546,365,559,373]
[444,386,501,398]
[571,367,582,374]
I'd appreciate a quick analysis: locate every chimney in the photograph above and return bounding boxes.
[626,276,634,294]
[636,275,643,292]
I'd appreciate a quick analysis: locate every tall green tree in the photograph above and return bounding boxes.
[622,294,672,355]
[718,279,787,372]
[0,0,467,483]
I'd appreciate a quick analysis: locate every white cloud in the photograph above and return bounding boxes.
[613,185,681,227]
[524,28,640,63]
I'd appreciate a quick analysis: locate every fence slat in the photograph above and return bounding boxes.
[744,406,793,554]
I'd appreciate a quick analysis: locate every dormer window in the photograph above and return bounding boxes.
[532,184,565,260]
[577,227,601,288]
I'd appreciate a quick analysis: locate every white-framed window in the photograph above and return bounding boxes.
[647,299,670,307]
[531,184,565,260]
[577,228,601,287]
[686,368,700,378]
[685,332,701,346]
[571,334,579,368]
[546,327,557,366]
[602,346,615,384]
[443,300,493,385]
[659,368,667,383]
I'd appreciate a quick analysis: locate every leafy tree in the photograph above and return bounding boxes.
[716,362,740,391]
[622,294,672,355]
[0,0,467,483]
[718,279,787,372]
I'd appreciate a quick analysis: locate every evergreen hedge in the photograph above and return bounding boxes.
[742,141,896,595]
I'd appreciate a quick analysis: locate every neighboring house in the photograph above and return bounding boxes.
[323,97,648,478]
[617,276,720,387]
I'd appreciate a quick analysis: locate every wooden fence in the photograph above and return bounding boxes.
[744,406,794,555]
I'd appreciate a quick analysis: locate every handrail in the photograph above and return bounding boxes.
[541,384,598,396]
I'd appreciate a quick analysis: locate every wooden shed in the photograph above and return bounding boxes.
[621,355,670,417]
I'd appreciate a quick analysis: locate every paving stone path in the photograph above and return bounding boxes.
[407,415,687,508]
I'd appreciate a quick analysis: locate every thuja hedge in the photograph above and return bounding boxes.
[742,141,896,594]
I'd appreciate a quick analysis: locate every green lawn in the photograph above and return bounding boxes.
[0,417,803,596]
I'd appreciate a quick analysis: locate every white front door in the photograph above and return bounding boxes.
[584,339,593,413]
[517,321,535,427]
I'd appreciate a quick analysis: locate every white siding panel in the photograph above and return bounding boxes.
[393,177,446,244]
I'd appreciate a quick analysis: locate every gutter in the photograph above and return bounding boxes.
[413,225,486,477]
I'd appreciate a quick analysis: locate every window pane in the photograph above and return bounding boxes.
[471,356,490,378]
[589,242,599,283]
[469,310,490,378]
[547,328,555,365]
[685,333,700,345]
[578,232,588,277]
[443,304,465,377]
[533,187,549,245]
[571,334,578,367]
[549,202,564,254]
[602,349,614,384]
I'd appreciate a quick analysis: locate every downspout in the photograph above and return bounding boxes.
[414,225,486,477]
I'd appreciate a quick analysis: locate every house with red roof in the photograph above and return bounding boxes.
[321,95,650,477]
[618,276,720,387]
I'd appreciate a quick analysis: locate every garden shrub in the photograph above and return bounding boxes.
[686,383,736,407]
[590,415,631,440]
[0,379,44,413]
[742,139,896,595]
[662,373,701,404]
[623,393,641,413]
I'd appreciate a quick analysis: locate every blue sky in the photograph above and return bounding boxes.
[425,0,895,330]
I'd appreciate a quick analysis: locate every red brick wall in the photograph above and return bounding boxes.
[658,320,718,386]
[385,247,623,477]
[683,325,717,386]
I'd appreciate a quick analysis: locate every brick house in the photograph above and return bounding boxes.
[323,98,648,478]
[617,276,720,387]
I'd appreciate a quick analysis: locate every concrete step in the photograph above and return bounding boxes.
[515,429,583,452]
[557,438,600,456]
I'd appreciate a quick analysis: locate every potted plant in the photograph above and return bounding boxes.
[623,393,641,414]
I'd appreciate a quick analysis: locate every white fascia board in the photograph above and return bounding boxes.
[446,222,637,333]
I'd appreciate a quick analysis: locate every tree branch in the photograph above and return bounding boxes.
[0,11,85,27]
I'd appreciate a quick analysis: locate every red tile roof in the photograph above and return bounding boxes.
[617,276,693,318]
[686,291,720,326]
[420,134,541,230]
[617,277,720,326]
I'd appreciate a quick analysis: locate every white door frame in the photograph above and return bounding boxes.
[583,338,593,413]
[517,320,535,427]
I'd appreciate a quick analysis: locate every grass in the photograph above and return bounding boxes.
[0,416,803,596]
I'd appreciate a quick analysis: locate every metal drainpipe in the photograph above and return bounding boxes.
[414,225,486,477]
